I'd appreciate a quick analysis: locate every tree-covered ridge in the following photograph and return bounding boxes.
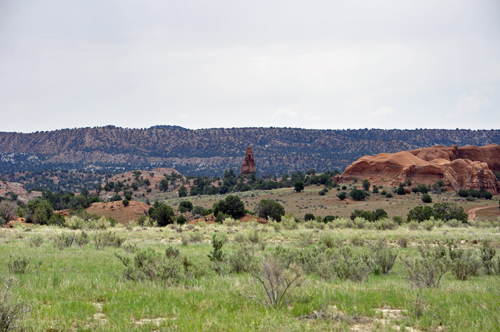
[1,127,499,175]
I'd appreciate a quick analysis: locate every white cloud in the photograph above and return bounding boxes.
[454,90,491,114]
[363,107,396,120]
[271,108,299,120]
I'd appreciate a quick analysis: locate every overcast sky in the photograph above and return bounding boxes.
[0,1,499,133]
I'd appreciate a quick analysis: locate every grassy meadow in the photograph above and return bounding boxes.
[1,209,500,331]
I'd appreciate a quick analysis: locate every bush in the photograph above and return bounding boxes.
[213,195,245,219]
[28,235,44,248]
[74,231,89,247]
[385,193,393,198]
[350,189,366,201]
[122,199,129,207]
[54,233,75,250]
[23,198,54,225]
[151,204,175,226]
[208,234,227,275]
[228,246,257,274]
[255,199,285,221]
[109,194,122,202]
[250,257,302,308]
[178,201,193,213]
[400,244,451,288]
[365,239,397,275]
[304,213,315,221]
[451,250,482,280]
[176,215,187,225]
[398,237,409,248]
[393,216,404,225]
[294,181,305,193]
[116,247,185,284]
[8,256,42,274]
[337,192,346,200]
[330,246,371,282]
[421,194,432,203]
[0,278,30,331]
[0,201,17,225]
[94,232,126,249]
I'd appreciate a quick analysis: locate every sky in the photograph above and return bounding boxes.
[0,0,499,133]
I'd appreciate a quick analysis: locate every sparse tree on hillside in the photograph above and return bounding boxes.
[294,181,304,193]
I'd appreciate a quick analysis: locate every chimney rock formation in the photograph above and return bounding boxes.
[241,147,256,175]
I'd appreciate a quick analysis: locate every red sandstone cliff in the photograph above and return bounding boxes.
[337,144,500,194]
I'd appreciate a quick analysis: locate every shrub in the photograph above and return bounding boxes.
[28,235,44,248]
[298,232,314,247]
[400,244,451,288]
[408,221,419,230]
[23,198,54,225]
[0,201,17,225]
[94,232,125,249]
[122,199,129,207]
[181,234,190,246]
[337,192,346,200]
[304,213,315,221]
[109,194,122,202]
[8,256,42,274]
[323,215,337,223]
[191,232,203,243]
[350,188,366,201]
[320,234,338,249]
[398,237,409,248]
[481,245,497,275]
[294,181,305,193]
[421,194,432,203]
[178,201,193,213]
[362,179,370,191]
[393,216,404,225]
[74,231,89,247]
[228,246,257,273]
[255,199,285,221]
[0,278,30,331]
[116,247,184,284]
[208,234,227,275]
[54,233,75,250]
[422,220,434,231]
[213,195,245,219]
[151,204,175,226]
[365,239,397,275]
[250,257,302,308]
[374,219,398,230]
[176,215,187,225]
[385,193,393,198]
[451,250,482,280]
[330,246,371,282]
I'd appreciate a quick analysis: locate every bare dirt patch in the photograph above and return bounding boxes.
[86,200,150,223]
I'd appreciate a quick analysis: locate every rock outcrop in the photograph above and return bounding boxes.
[337,144,500,194]
[241,147,256,174]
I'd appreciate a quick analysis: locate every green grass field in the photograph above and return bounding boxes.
[1,216,499,332]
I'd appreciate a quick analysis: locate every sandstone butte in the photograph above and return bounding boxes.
[336,144,500,194]
[241,147,256,175]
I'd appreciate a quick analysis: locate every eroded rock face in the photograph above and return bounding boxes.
[241,147,256,175]
[338,144,500,194]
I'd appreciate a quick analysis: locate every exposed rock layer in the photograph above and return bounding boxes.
[338,144,500,194]
[241,147,256,174]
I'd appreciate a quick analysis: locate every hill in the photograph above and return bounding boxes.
[1,126,499,175]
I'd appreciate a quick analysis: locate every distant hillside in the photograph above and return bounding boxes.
[1,126,499,175]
